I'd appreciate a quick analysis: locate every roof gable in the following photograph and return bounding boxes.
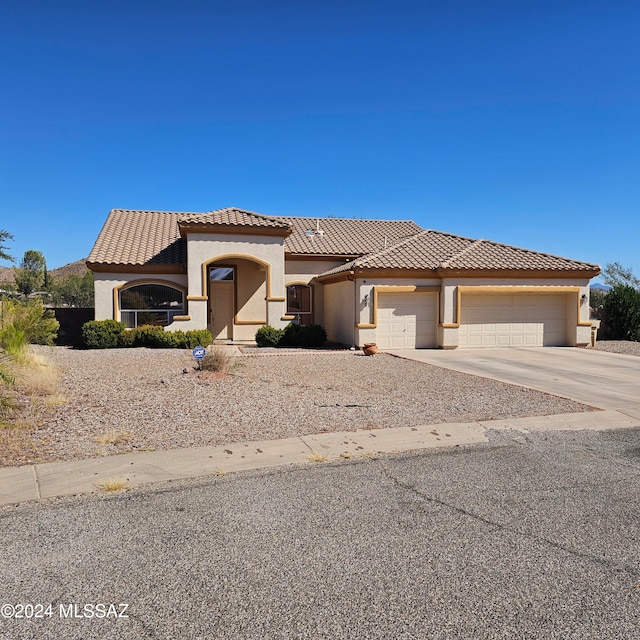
[179,208,292,236]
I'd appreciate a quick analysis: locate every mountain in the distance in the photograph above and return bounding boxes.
[0,258,88,285]
[590,282,612,292]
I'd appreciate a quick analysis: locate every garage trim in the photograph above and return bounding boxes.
[446,286,591,329]
[355,285,441,329]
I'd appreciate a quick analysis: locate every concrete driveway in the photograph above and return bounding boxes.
[389,347,640,418]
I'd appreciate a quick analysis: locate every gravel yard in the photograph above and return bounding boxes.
[592,339,640,357]
[2,345,592,467]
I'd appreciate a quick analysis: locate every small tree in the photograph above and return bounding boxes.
[0,298,59,346]
[0,230,13,263]
[602,285,640,341]
[14,250,47,296]
[50,271,94,307]
[589,288,608,309]
[602,262,640,290]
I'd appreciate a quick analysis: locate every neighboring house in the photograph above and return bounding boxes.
[87,207,600,349]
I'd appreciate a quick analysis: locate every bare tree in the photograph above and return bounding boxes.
[602,262,640,290]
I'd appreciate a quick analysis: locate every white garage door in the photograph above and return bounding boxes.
[377,293,438,349]
[459,293,567,348]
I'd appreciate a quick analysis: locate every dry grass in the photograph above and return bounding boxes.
[43,393,67,407]
[95,430,132,446]
[0,392,16,424]
[13,351,62,396]
[0,347,63,465]
[0,421,39,466]
[307,450,329,463]
[96,477,129,492]
[199,348,239,374]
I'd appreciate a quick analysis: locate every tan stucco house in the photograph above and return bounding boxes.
[87,207,600,349]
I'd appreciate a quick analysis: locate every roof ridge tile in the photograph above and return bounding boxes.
[440,238,483,268]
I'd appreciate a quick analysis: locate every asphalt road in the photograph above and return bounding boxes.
[1,427,640,640]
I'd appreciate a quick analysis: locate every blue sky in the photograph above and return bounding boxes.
[0,0,638,281]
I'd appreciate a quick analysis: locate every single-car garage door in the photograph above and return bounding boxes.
[377,292,438,349]
[459,293,568,347]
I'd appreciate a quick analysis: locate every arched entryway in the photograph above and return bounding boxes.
[205,255,271,341]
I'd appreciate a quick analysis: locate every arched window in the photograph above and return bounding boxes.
[120,283,184,328]
[286,284,312,324]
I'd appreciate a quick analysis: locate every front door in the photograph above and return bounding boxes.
[209,266,235,340]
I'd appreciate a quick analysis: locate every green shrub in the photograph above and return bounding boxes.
[255,325,285,347]
[117,329,136,347]
[81,319,126,349]
[602,285,640,341]
[168,330,188,348]
[184,329,212,349]
[281,323,327,348]
[256,323,327,348]
[0,324,27,358]
[81,321,212,350]
[1,297,59,345]
[280,322,304,347]
[298,324,327,348]
[133,325,176,348]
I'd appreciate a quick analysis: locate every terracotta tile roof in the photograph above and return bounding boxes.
[88,208,599,276]
[279,217,422,256]
[318,230,600,276]
[87,209,190,267]
[180,207,292,230]
[440,238,600,271]
[356,230,475,269]
[87,209,423,267]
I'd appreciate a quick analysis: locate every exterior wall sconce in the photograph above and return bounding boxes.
[581,293,587,305]
[363,293,369,307]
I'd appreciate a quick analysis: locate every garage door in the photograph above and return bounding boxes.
[377,293,438,349]
[459,293,567,348]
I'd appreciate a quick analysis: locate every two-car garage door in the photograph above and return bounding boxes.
[459,293,568,348]
[376,292,438,349]
[374,290,570,349]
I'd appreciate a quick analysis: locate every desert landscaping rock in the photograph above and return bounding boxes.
[5,346,594,468]
[592,340,640,357]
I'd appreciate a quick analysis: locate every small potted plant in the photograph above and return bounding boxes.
[362,343,378,356]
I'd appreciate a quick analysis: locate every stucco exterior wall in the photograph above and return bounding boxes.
[323,279,355,346]
[283,260,343,326]
[93,257,593,348]
[234,258,268,323]
[180,232,288,333]
[284,259,346,280]
[186,233,285,298]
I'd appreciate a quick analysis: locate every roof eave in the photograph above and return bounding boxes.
[315,270,356,284]
[434,267,602,279]
[87,262,187,274]
[285,252,361,260]
[178,222,292,240]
